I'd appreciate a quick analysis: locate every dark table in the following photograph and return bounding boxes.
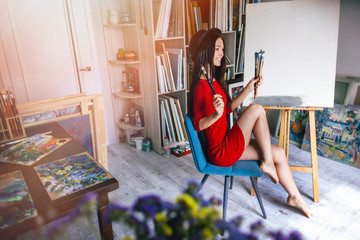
[0,122,119,239]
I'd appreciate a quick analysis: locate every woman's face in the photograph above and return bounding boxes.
[213,37,224,67]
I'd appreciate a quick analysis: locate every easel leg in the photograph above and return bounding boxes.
[308,110,319,202]
[278,110,291,160]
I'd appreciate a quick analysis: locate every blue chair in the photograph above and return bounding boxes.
[184,114,267,219]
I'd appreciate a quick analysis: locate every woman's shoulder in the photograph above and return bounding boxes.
[193,79,210,92]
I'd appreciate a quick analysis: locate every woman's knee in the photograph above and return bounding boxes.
[247,103,266,116]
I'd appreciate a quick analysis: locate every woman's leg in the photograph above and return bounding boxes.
[240,140,313,218]
[236,104,279,183]
[271,145,314,218]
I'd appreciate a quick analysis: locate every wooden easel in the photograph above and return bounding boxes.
[264,106,323,202]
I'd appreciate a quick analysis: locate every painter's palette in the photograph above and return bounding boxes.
[0,170,37,230]
[35,152,112,200]
[0,134,71,166]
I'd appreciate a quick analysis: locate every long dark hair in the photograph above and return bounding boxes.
[187,28,230,117]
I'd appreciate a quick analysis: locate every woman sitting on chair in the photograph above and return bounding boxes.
[187,28,313,218]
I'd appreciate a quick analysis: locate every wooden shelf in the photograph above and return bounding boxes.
[101,0,146,141]
[103,23,137,28]
[112,92,142,99]
[116,122,145,131]
[108,59,140,65]
[154,36,185,41]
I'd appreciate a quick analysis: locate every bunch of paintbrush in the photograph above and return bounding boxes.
[254,50,265,99]
[0,88,24,141]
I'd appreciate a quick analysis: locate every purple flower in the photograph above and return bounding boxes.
[250,220,263,231]
[269,230,287,240]
[132,195,173,218]
[288,231,304,240]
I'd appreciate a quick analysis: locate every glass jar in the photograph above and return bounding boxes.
[108,10,120,25]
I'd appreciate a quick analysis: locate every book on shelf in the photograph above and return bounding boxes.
[156,42,187,93]
[193,6,203,32]
[159,95,187,143]
[173,97,188,140]
[161,95,185,142]
[167,0,183,37]
[160,100,172,143]
[156,54,171,93]
[154,0,183,39]
[159,97,176,143]
[166,48,184,91]
[235,24,245,73]
[156,55,166,93]
[180,57,187,89]
[163,97,182,142]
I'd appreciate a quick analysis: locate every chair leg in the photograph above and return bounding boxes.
[230,176,234,190]
[223,176,230,220]
[250,177,267,219]
[196,174,209,194]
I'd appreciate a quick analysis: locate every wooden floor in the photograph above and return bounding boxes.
[19,138,360,240]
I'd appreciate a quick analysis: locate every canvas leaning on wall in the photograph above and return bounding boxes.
[228,81,244,128]
[301,104,360,168]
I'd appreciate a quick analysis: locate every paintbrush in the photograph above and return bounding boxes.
[7,88,23,136]
[201,66,217,94]
[0,89,17,138]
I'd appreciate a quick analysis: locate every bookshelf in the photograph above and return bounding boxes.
[184,0,248,81]
[100,1,146,141]
[140,0,188,154]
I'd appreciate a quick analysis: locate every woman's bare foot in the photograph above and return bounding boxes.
[260,161,279,184]
[287,195,314,218]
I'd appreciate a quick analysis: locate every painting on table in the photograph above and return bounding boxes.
[0,170,37,230]
[0,134,71,166]
[301,104,360,168]
[35,152,112,200]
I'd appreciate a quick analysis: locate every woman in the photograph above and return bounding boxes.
[188,28,313,218]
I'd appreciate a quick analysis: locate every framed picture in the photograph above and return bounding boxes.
[228,81,244,128]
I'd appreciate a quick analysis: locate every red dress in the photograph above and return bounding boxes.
[192,79,245,167]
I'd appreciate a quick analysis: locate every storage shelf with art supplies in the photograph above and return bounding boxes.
[101,0,146,142]
[171,142,191,157]
[137,0,186,154]
[0,89,26,144]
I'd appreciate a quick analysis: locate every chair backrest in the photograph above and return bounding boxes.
[184,114,208,172]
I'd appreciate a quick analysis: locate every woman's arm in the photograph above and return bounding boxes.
[198,94,224,130]
[230,76,262,111]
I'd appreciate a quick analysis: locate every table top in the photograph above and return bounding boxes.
[0,122,118,238]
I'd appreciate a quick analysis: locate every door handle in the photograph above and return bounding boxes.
[80,66,91,71]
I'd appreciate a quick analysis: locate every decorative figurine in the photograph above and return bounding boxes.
[135,110,142,127]
[117,48,125,60]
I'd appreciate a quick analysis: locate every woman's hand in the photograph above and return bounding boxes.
[246,75,263,92]
[213,94,224,117]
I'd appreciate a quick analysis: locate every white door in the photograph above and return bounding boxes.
[0,0,100,103]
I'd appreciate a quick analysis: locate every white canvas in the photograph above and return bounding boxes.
[243,0,340,107]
